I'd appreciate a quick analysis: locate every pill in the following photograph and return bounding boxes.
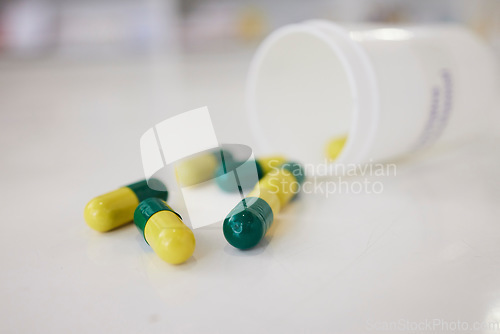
[214,155,287,192]
[325,136,347,161]
[175,149,233,187]
[84,180,168,232]
[223,161,304,249]
[134,198,195,264]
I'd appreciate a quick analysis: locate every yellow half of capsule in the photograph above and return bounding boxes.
[249,186,281,216]
[257,155,287,175]
[325,136,347,161]
[258,168,298,207]
[175,153,219,187]
[84,187,139,232]
[144,210,196,265]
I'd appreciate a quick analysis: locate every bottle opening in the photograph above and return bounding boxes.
[247,26,355,166]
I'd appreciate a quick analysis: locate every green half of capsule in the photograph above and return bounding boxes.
[127,180,168,202]
[222,197,273,250]
[84,179,168,232]
[214,159,264,192]
[282,161,306,199]
[281,161,306,185]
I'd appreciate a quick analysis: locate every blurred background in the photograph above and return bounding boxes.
[0,0,498,59]
[1,0,498,155]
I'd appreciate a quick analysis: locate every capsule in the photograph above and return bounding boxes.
[223,161,304,249]
[134,198,195,264]
[175,149,233,187]
[325,135,347,161]
[84,180,168,232]
[214,155,287,192]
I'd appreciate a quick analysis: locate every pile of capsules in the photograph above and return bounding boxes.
[84,149,307,265]
[84,136,346,265]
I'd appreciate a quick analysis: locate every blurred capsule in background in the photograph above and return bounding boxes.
[214,155,287,192]
[325,136,347,161]
[134,198,195,264]
[175,149,233,187]
[84,180,168,232]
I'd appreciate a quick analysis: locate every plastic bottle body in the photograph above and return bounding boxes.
[247,21,499,169]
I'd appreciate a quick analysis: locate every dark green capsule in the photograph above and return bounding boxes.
[223,197,273,249]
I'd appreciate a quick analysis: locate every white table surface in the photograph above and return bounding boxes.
[1,53,500,334]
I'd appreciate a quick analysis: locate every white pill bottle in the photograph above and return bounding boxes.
[246,21,499,168]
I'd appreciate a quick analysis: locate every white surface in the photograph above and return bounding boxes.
[154,106,219,164]
[1,54,500,333]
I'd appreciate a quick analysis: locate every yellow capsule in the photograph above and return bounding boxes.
[175,153,220,187]
[84,180,168,232]
[248,186,281,216]
[259,167,299,207]
[325,136,347,161]
[134,198,195,265]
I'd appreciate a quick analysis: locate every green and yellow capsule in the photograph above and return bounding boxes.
[325,135,347,161]
[134,198,195,265]
[84,180,167,232]
[223,161,305,249]
[214,155,287,192]
[175,149,233,187]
